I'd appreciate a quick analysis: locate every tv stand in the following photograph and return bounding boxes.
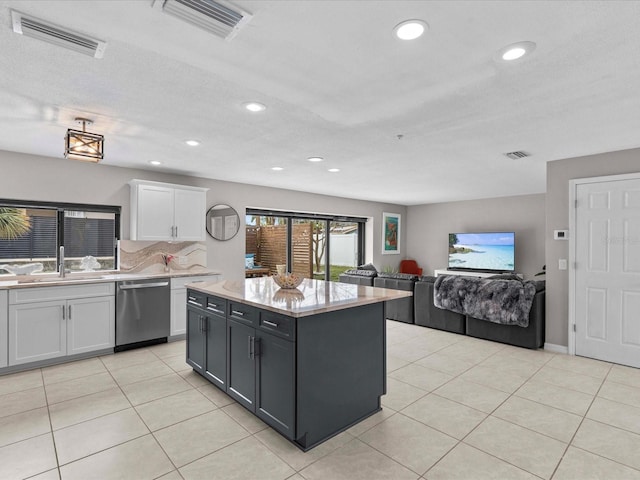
[434,269,523,279]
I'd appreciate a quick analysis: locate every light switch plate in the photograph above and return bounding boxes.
[558,259,568,270]
[554,230,569,240]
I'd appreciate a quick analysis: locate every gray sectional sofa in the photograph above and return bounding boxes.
[415,275,545,349]
[414,276,466,334]
[373,273,418,324]
[339,268,545,349]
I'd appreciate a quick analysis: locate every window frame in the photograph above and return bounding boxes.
[0,198,121,273]
[246,208,367,280]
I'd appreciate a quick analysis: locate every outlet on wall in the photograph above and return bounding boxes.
[558,258,567,270]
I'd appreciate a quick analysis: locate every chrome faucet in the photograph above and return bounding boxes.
[59,245,66,278]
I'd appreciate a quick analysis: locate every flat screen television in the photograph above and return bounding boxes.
[448,232,515,273]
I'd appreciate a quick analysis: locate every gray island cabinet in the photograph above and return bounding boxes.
[185,277,411,451]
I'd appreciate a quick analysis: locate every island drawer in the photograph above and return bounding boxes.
[205,295,226,316]
[186,290,206,309]
[259,311,294,340]
[228,301,257,326]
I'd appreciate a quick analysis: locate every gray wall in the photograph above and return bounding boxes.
[406,194,546,279]
[546,147,640,347]
[0,150,406,279]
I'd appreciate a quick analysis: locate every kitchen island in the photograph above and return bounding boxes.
[186,276,412,451]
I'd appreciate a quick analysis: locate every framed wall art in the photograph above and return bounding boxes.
[381,212,400,254]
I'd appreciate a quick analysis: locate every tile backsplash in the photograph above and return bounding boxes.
[119,240,206,274]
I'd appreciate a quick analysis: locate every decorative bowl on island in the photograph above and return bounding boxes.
[272,273,303,289]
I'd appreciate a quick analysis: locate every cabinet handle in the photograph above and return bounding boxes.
[62,305,66,320]
[68,305,72,319]
[263,320,278,328]
[175,226,178,238]
[254,337,260,358]
[232,310,245,317]
[188,297,202,307]
[248,336,252,359]
[202,317,207,333]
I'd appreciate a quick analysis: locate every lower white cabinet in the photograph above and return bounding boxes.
[67,296,115,355]
[8,283,115,366]
[9,301,67,365]
[170,275,219,336]
[0,291,8,368]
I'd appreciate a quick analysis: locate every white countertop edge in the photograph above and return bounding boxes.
[0,269,222,289]
[188,278,413,318]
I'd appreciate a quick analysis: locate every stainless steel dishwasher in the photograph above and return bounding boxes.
[115,277,170,351]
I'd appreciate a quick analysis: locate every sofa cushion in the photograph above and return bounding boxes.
[357,263,378,272]
[343,269,378,277]
[377,272,418,281]
[417,275,437,283]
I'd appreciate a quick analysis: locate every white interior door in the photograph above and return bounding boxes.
[574,176,640,367]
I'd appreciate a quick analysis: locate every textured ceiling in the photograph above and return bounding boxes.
[1,0,640,205]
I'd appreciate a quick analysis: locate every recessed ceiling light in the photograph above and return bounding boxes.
[244,102,266,112]
[271,166,283,171]
[394,20,428,40]
[185,140,200,146]
[328,168,340,173]
[308,157,323,162]
[497,41,536,61]
[149,160,162,166]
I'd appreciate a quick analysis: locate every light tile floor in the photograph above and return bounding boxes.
[1,321,640,479]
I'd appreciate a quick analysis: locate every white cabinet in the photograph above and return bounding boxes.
[131,183,174,241]
[129,179,208,241]
[9,301,67,365]
[67,296,115,355]
[170,275,219,336]
[170,288,186,337]
[1,291,8,368]
[8,283,115,366]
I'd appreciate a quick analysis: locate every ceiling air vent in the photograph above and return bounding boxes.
[154,0,252,41]
[503,151,531,160]
[11,10,107,58]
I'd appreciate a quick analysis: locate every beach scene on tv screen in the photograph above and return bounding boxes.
[448,232,515,271]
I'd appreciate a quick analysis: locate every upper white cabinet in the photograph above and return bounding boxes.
[129,179,208,241]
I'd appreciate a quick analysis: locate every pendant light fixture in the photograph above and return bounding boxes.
[64,117,104,162]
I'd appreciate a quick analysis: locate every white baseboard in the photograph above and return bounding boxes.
[544,343,568,354]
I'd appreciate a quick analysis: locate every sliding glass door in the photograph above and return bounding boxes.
[329,220,360,280]
[245,209,366,281]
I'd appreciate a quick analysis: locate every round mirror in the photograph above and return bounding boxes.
[206,204,240,241]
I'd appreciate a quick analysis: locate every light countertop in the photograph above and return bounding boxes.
[0,268,221,290]
[187,277,412,318]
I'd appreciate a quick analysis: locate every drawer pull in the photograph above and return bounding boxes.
[263,320,279,328]
[231,310,245,317]
[188,297,203,306]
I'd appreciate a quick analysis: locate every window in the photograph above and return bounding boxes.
[0,200,120,275]
[246,209,366,281]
